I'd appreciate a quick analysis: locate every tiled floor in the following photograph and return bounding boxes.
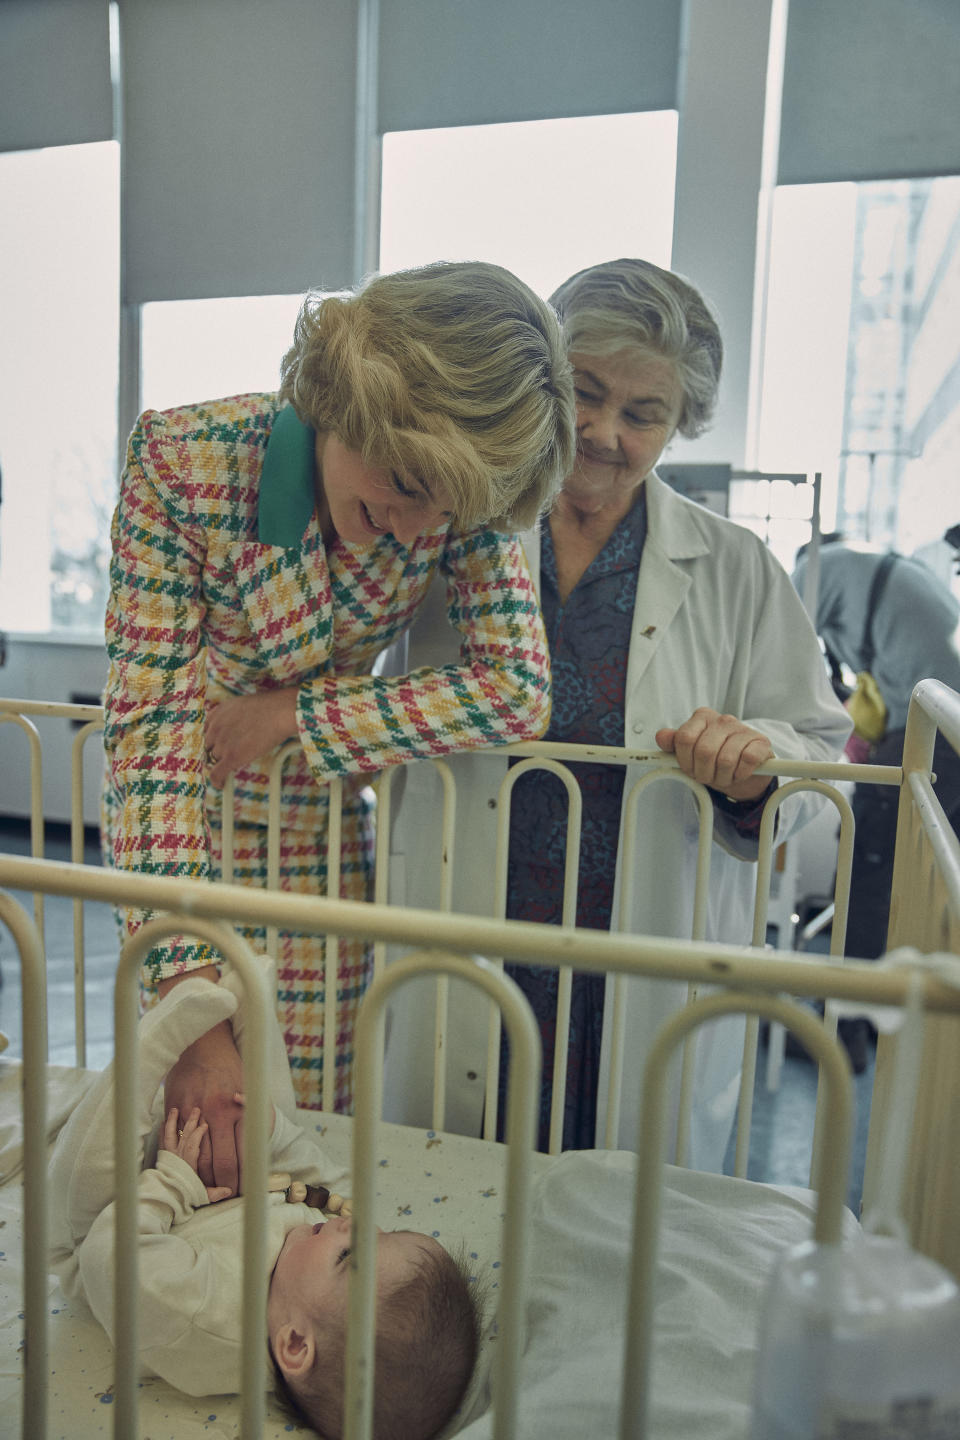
[0,818,874,1214]
[729,1014,876,1216]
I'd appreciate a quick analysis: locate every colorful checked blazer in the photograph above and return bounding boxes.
[103,393,551,982]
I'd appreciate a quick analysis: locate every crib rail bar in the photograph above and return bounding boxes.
[807,774,856,1189]
[348,954,541,1440]
[0,892,49,1440]
[904,767,960,909]
[623,992,854,1440]
[480,757,582,1148]
[4,853,960,1015]
[734,779,857,1180]
[911,676,960,754]
[0,698,904,788]
[71,721,102,1068]
[611,769,714,1159]
[862,678,960,1278]
[430,760,458,1133]
[0,709,47,955]
[1,701,107,1066]
[477,735,901,787]
[371,766,395,996]
[324,778,344,1114]
[113,916,272,1440]
[0,697,105,723]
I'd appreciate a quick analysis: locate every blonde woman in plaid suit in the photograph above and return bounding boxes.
[102,260,575,1196]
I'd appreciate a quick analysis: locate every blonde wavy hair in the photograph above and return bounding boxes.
[549,258,724,439]
[279,260,575,531]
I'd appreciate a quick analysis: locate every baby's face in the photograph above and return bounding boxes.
[269,1213,440,1316]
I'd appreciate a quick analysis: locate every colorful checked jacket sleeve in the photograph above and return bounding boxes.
[296,526,552,777]
[103,395,551,985]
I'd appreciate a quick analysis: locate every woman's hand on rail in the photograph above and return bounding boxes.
[655,708,773,803]
[162,1019,245,1196]
[204,688,299,786]
[160,1105,234,1204]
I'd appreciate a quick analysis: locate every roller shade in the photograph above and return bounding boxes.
[120,0,358,303]
[0,0,113,154]
[778,0,960,184]
[378,0,681,133]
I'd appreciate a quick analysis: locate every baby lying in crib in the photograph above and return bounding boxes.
[47,960,480,1440]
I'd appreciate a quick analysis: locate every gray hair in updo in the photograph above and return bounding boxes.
[549,258,723,439]
[279,260,576,531]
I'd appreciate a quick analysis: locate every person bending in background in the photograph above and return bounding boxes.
[792,537,960,969]
[384,258,850,1169]
[102,260,576,1196]
[48,961,481,1440]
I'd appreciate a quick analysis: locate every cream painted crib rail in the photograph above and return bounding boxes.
[863,678,960,1273]
[0,691,923,1175]
[0,696,104,1039]
[3,683,958,1179]
[371,740,879,1168]
[3,858,960,1440]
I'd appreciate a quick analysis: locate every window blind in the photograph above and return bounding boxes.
[378,0,680,133]
[778,0,960,184]
[0,0,113,154]
[120,0,358,303]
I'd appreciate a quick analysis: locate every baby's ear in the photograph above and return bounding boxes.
[273,1323,316,1379]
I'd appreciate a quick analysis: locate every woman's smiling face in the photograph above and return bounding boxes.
[564,349,684,509]
[315,433,452,547]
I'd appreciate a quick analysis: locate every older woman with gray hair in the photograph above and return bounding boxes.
[384,258,849,1169]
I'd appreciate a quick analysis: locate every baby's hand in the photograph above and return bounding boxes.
[161,1106,233,1204]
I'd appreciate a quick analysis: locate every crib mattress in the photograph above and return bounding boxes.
[0,1058,858,1439]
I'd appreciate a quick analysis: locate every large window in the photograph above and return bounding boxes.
[756,175,960,568]
[6,114,957,643]
[0,142,303,639]
[140,294,304,415]
[0,142,120,636]
[380,111,678,300]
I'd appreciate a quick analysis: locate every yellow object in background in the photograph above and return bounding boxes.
[848,670,887,742]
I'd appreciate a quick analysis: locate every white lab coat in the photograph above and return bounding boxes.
[383,472,850,1169]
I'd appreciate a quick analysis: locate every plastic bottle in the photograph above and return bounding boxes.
[750,1233,960,1438]
[751,957,960,1438]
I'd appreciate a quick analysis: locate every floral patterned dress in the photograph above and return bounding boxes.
[501,495,647,1149]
